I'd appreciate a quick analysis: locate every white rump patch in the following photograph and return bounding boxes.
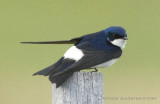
[111,39,127,49]
[64,46,84,61]
[92,58,118,68]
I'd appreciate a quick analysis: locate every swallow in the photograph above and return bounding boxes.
[21,26,128,88]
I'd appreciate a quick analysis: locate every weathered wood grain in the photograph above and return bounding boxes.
[52,72,104,104]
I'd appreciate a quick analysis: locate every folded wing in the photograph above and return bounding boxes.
[52,49,122,76]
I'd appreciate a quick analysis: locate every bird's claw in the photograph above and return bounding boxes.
[91,68,98,72]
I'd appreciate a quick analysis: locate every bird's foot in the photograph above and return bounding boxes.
[91,68,98,72]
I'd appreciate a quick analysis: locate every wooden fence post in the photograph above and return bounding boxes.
[52,72,104,104]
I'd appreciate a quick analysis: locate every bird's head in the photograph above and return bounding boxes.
[104,26,128,48]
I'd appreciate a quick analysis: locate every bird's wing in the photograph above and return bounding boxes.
[52,49,122,76]
[21,36,83,44]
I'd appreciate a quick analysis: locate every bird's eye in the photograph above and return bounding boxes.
[112,33,123,39]
[108,32,121,40]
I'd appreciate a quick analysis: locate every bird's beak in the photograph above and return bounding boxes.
[122,37,128,40]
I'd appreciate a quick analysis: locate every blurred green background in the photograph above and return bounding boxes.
[0,0,160,104]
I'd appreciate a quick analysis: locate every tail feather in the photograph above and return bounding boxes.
[49,72,73,88]
[33,57,64,76]
[33,57,74,88]
[33,64,56,76]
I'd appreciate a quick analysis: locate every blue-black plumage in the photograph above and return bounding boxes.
[21,26,128,88]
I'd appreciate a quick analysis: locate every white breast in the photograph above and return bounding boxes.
[64,46,84,61]
[91,58,118,68]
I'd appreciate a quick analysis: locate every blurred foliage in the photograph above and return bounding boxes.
[0,0,160,104]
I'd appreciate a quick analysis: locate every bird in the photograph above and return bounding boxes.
[21,26,128,88]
